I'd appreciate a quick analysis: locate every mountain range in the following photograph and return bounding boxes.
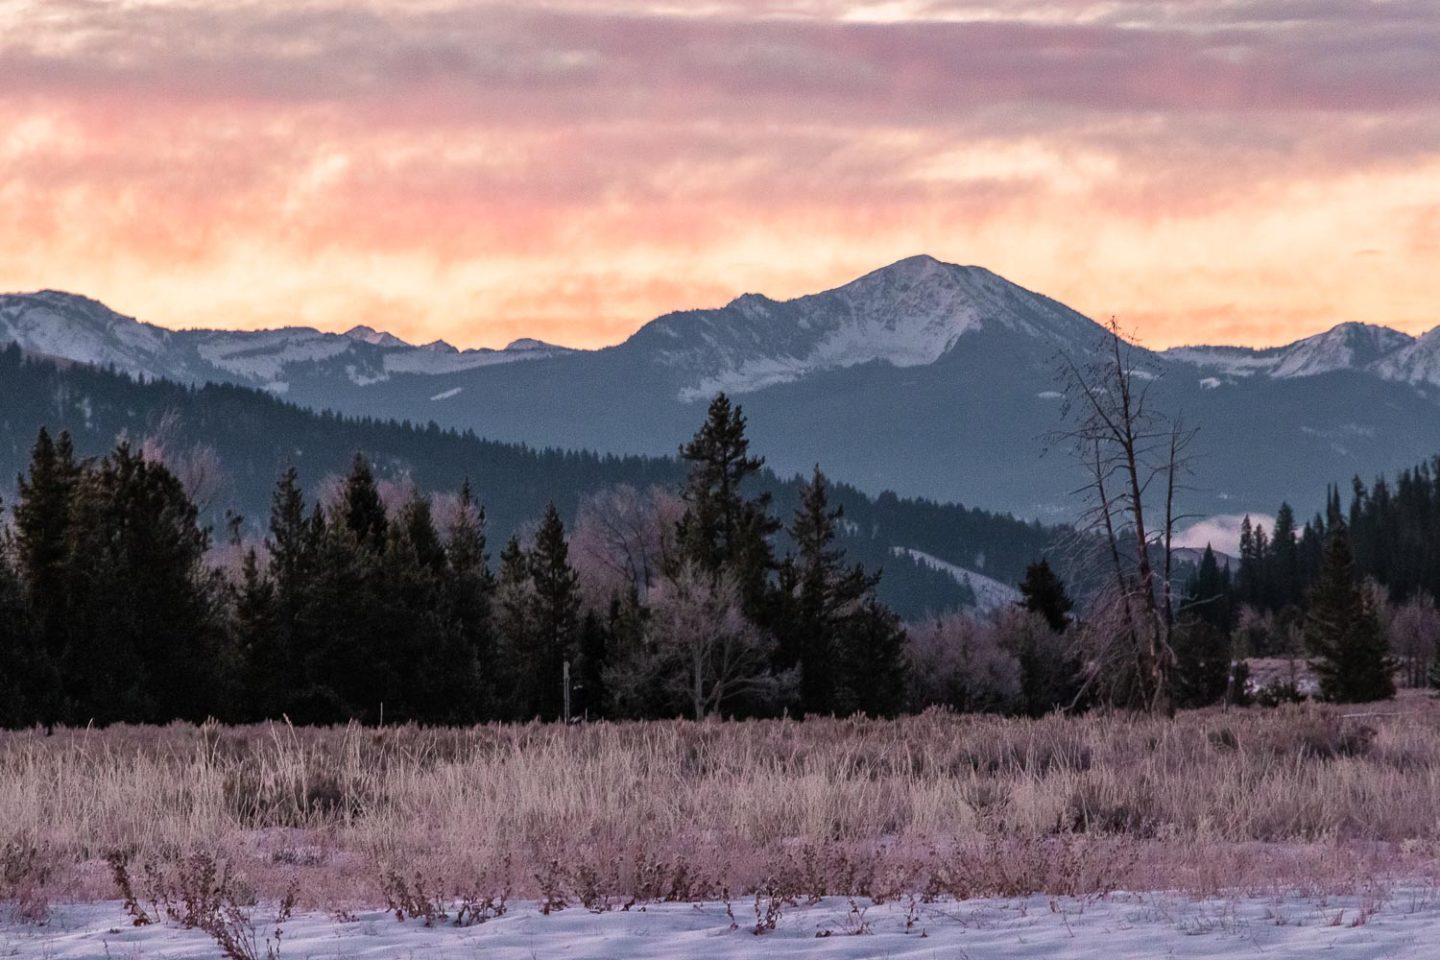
[4,255,1438,522]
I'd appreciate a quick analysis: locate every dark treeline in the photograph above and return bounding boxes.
[0,397,916,726]
[0,344,1073,620]
[1175,459,1440,704]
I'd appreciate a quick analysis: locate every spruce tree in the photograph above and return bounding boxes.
[64,443,221,723]
[832,598,908,718]
[340,453,388,553]
[265,467,320,719]
[1181,545,1233,633]
[783,467,877,714]
[529,504,581,720]
[232,548,283,720]
[13,428,80,722]
[576,610,610,719]
[1017,559,1073,633]
[1170,619,1231,708]
[441,479,493,721]
[493,535,538,720]
[1271,503,1300,609]
[1305,521,1395,703]
[0,511,41,727]
[676,394,779,615]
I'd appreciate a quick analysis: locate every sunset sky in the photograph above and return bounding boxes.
[3,0,1438,351]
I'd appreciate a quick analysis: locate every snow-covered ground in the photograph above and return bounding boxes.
[7,889,1438,959]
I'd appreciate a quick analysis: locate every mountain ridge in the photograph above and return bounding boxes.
[6,258,1440,521]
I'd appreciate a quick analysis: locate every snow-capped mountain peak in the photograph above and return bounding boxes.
[627,255,1105,400]
[1164,321,1436,387]
[1376,326,1440,387]
[1270,322,1414,378]
[342,325,411,349]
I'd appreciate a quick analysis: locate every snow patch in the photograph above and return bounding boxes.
[430,387,463,401]
[894,547,1019,612]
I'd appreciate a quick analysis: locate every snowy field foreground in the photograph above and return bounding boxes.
[6,890,1438,960]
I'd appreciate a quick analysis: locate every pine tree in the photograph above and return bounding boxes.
[300,506,379,722]
[493,535,538,720]
[1017,559,1073,633]
[13,428,80,722]
[1181,545,1233,633]
[1170,619,1231,708]
[529,504,581,720]
[397,492,446,576]
[833,598,908,718]
[783,467,877,714]
[1305,521,1395,703]
[265,467,319,718]
[440,479,493,721]
[232,548,283,720]
[576,610,610,719]
[0,510,41,728]
[340,453,388,553]
[64,443,221,723]
[1271,503,1300,609]
[676,394,779,615]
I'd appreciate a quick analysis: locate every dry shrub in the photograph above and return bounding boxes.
[1,840,55,923]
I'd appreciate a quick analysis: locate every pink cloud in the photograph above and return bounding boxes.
[2,0,1440,349]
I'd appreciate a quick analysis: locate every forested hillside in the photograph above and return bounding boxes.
[0,345,1062,619]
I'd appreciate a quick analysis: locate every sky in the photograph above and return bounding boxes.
[2,0,1438,352]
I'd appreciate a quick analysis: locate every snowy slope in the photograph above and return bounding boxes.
[0,292,573,391]
[0,291,183,379]
[895,547,1020,612]
[11,891,1440,959]
[1164,322,1440,387]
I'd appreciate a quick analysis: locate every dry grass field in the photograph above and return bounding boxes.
[6,695,1440,914]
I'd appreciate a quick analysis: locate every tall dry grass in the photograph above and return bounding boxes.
[6,696,1440,905]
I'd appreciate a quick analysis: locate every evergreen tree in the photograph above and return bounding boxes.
[529,504,581,720]
[576,609,610,719]
[493,535,538,720]
[265,467,320,719]
[782,467,878,714]
[832,598,908,718]
[298,506,378,722]
[340,453,388,553]
[675,394,779,615]
[0,512,41,727]
[1170,619,1231,708]
[397,491,446,576]
[440,479,493,721]
[12,428,80,722]
[1271,503,1300,609]
[232,548,282,720]
[1305,521,1395,703]
[1180,545,1233,633]
[63,443,221,723]
[1012,560,1084,714]
[1017,559,1073,633]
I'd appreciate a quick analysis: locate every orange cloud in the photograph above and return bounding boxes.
[1,0,1439,350]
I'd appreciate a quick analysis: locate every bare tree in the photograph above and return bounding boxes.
[643,563,783,720]
[140,409,227,515]
[1054,320,1197,713]
[571,485,683,607]
[905,611,1023,714]
[1388,590,1440,688]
